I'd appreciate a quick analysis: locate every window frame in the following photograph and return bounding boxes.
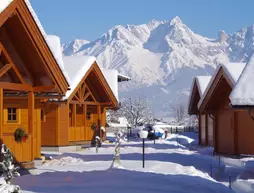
[86,112,91,120]
[4,107,21,125]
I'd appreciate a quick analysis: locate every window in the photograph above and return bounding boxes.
[7,108,17,122]
[86,112,91,120]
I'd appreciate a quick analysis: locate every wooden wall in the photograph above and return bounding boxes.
[200,114,206,145]
[214,99,235,155]
[41,103,69,146]
[42,103,108,146]
[1,99,41,162]
[207,115,214,146]
[41,103,57,146]
[58,104,69,146]
[235,110,254,155]
[69,105,97,142]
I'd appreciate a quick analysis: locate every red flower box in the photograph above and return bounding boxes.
[21,136,28,142]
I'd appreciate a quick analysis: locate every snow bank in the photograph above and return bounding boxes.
[167,132,198,147]
[18,168,233,193]
[42,156,86,166]
[243,158,254,171]
[230,54,254,106]
[232,179,254,193]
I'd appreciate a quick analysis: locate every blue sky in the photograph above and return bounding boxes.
[30,0,254,43]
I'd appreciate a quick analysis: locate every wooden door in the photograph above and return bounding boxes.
[85,105,97,141]
[75,105,85,141]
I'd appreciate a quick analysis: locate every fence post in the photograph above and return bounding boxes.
[229,174,232,189]
[176,127,178,133]
[210,164,213,177]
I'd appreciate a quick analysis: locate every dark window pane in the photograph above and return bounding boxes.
[12,108,16,114]
[8,114,12,121]
[8,108,11,114]
[12,115,16,121]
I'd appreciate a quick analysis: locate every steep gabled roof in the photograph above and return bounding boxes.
[0,0,69,93]
[230,54,254,106]
[188,76,211,115]
[62,56,95,100]
[62,56,118,107]
[198,63,245,112]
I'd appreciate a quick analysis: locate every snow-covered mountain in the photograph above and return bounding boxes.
[62,16,254,119]
[62,39,90,56]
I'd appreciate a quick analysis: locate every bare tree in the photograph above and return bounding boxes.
[169,103,187,123]
[110,97,152,128]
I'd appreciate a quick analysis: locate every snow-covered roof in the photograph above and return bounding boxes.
[62,56,119,102]
[62,56,96,100]
[0,0,70,85]
[222,62,246,85]
[46,35,71,83]
[187,76,211,114]
[118,73,131,82]
[0,1,70,85]
[0,0,12,13]
[195,76,212,96]
[230,54,254,106]
[198,62,246,109]
[101,69,119,101]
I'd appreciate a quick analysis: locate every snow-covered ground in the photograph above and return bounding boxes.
[12,132,254,193]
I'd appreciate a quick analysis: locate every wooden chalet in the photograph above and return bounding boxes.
[0,0,69,162]
[41,54,130,149]
[198,63,247,155]
[188,76,212,146]
[229,54,254,155]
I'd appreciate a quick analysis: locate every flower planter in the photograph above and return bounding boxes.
[19,161,35,169]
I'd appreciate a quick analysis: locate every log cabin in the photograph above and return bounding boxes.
[0,0,69,162]
[188,76,211,146]
[41,43,130,151]
[198,63,246,155]
[229,54,254,155]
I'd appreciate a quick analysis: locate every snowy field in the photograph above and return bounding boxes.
[12,132,254,193]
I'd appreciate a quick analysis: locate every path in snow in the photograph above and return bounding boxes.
[12,132,242,193]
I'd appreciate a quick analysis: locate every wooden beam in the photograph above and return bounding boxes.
[84,104,87,136]
[0,29,35,85]
[28,91,35,159]
[100,102,113,106]
[0,89,3,138]
[83,92,91,101]
[0,42,26,84]
[97,104,101,137]
[0,44,2,54]
[33,85,56,92]
[84,82,97,102]
[14,6,69,94]
[0,82,32,91]
[70,101,99,105]
[0,64,12,78]
[73,104,76,129]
